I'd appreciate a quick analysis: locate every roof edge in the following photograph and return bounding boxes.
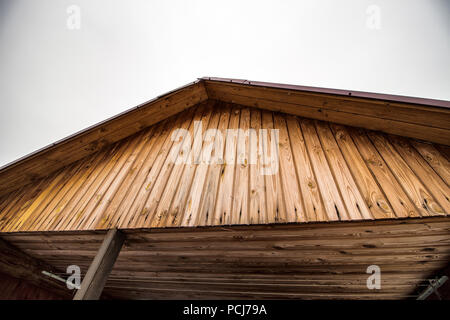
[1,76,448,198]
[4,76,447,174]
[200,76,450,108]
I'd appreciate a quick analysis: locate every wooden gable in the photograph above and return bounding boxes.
[0,99,448,232]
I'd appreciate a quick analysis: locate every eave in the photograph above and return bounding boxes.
[2,216,450,299]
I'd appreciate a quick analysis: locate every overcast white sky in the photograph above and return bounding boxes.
[0,0,449,167]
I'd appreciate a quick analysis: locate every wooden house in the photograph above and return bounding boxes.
[0,77,449,299]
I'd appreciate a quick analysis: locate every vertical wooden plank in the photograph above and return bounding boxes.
[45,150,109,231]
[388,136,450,214]
[51,145,118,231]
[0,178,51,231]
[273,113,305,222]
[54,145,120,230]
[262,111,287,223]
[351,128,419,218]
[66,137,136,230]
[126,108,196,228]
[231,108,250,224]
[248,109,267,224]
[61,142,128,230]
[161,106,220,227]
[73,229,124,300]
[181,106,222,226]
[81,131,150,230]
[95,125,157,229]
[286,115,327,222]
[330,124,394,219]
[116,118,174,228]
[6,168,73,232]
[368,132,445,216]
[315,121,372,220]
[141,104,211,227]
[151,101,215,227]
[0,190,19,228]
[411,141,450,186]
[214,106,241,225]
[0,188,30,231]
[0,190,17,215]
[3,175,56,232]
[194,104,232,226]
[300,118,343,221]
[28,161,87,231]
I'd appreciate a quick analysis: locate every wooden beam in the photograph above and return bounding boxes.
[0,236,72,298]
[74,229,124,300]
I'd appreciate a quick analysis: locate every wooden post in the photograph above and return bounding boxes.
[74,229,124,300]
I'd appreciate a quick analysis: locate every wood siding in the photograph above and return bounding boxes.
[0,101,449,232]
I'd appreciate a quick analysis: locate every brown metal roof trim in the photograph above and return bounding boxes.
[201,76,450,108]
